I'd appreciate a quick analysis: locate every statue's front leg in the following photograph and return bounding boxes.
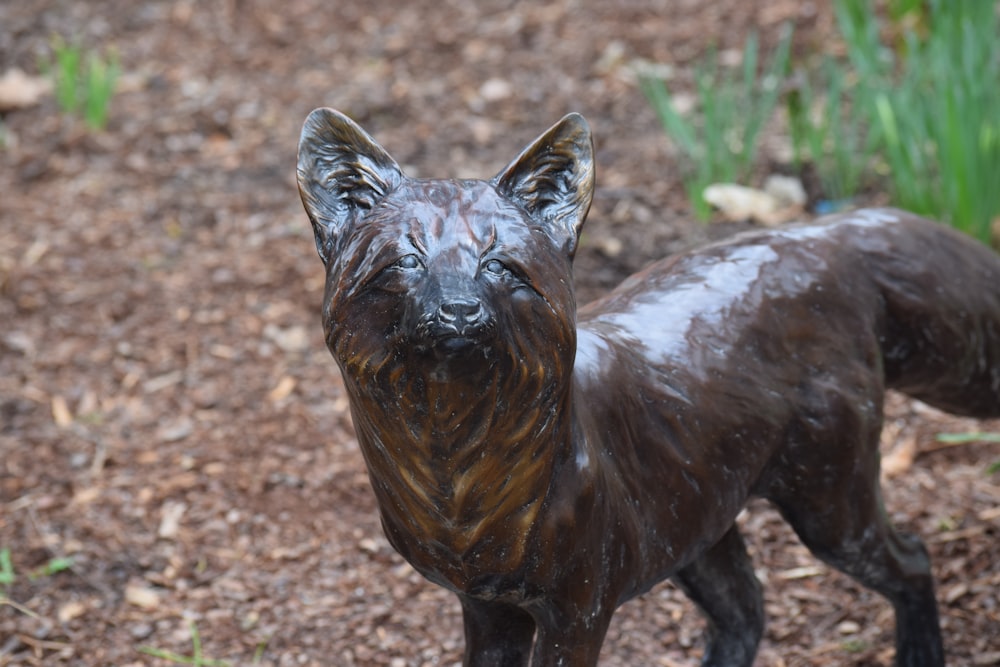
[460,596,535,667]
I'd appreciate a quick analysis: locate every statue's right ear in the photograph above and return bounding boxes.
[296,108,403,264]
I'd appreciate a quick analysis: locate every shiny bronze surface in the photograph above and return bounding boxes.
[297,108,1000,666]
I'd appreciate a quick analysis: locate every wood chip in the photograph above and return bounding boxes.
[57,600,87,623]
[142,370,184,394]
[978,506,1000,521]
[932,525,987,543]
[881,434,917,478]
[158,501,187,539]
[51,395,73,427]
[268,375,296,402]
[71,487,101,505]
[209,343,238,359]
[0,68,52,111]
[156,418,193,443]
[972,652,1000,665]
[945,582,969,604]
[776,565,825,580]
[124,584,160,609]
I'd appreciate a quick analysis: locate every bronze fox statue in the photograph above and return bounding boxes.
[297,109,1000,666]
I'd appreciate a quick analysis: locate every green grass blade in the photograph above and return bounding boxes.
[936,432,1000,445]
[137,621,231,666]
[0,548,15,586]
[51,36,82,113]
[639,76,700,160]
[28,556,74,580]
[742,31,759,98]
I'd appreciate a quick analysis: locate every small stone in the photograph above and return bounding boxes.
[129,622,155,640]
[0,68,51,111]
[263,324,310,353]
[156,418,193,443]
[837,620,861,635]
[479,78,512,102]
[763,174,807,207]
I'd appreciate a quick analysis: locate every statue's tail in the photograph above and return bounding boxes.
[863,209,1000,418]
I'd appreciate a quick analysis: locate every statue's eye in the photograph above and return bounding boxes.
[394,254,422,270]
[483,259,510,276]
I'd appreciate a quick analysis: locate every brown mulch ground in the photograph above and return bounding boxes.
[1,1,998,665]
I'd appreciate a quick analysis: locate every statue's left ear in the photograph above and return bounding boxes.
[492,113,595,257]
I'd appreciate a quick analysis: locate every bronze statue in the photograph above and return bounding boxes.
[297,108,1000,666]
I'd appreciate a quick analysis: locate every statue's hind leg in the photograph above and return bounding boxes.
[766,409,944,666]
[774,487,942,665]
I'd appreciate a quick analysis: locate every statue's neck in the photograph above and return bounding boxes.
[344,355,572,575]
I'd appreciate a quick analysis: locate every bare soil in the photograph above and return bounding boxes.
[1,1,998,665]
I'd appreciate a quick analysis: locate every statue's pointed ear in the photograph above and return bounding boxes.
[492,113,595,257]
[297,108,403,264]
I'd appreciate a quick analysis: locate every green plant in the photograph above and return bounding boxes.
[842,638,869,654]
[887,0,925,21]
[83,49,119,129]
[936,432,1000,445]
[639,25,793,219]
[787,56,877,203]
[0,548,14,587]
[50,36,82,113]
[29,556,74,580]
[837,0,1000,244]
[936,432,1000,474]
[252,638,268,663]
[45,36,120,131]
[1,549,74,619]
[138,621,231,666]
[0,548,75,585]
